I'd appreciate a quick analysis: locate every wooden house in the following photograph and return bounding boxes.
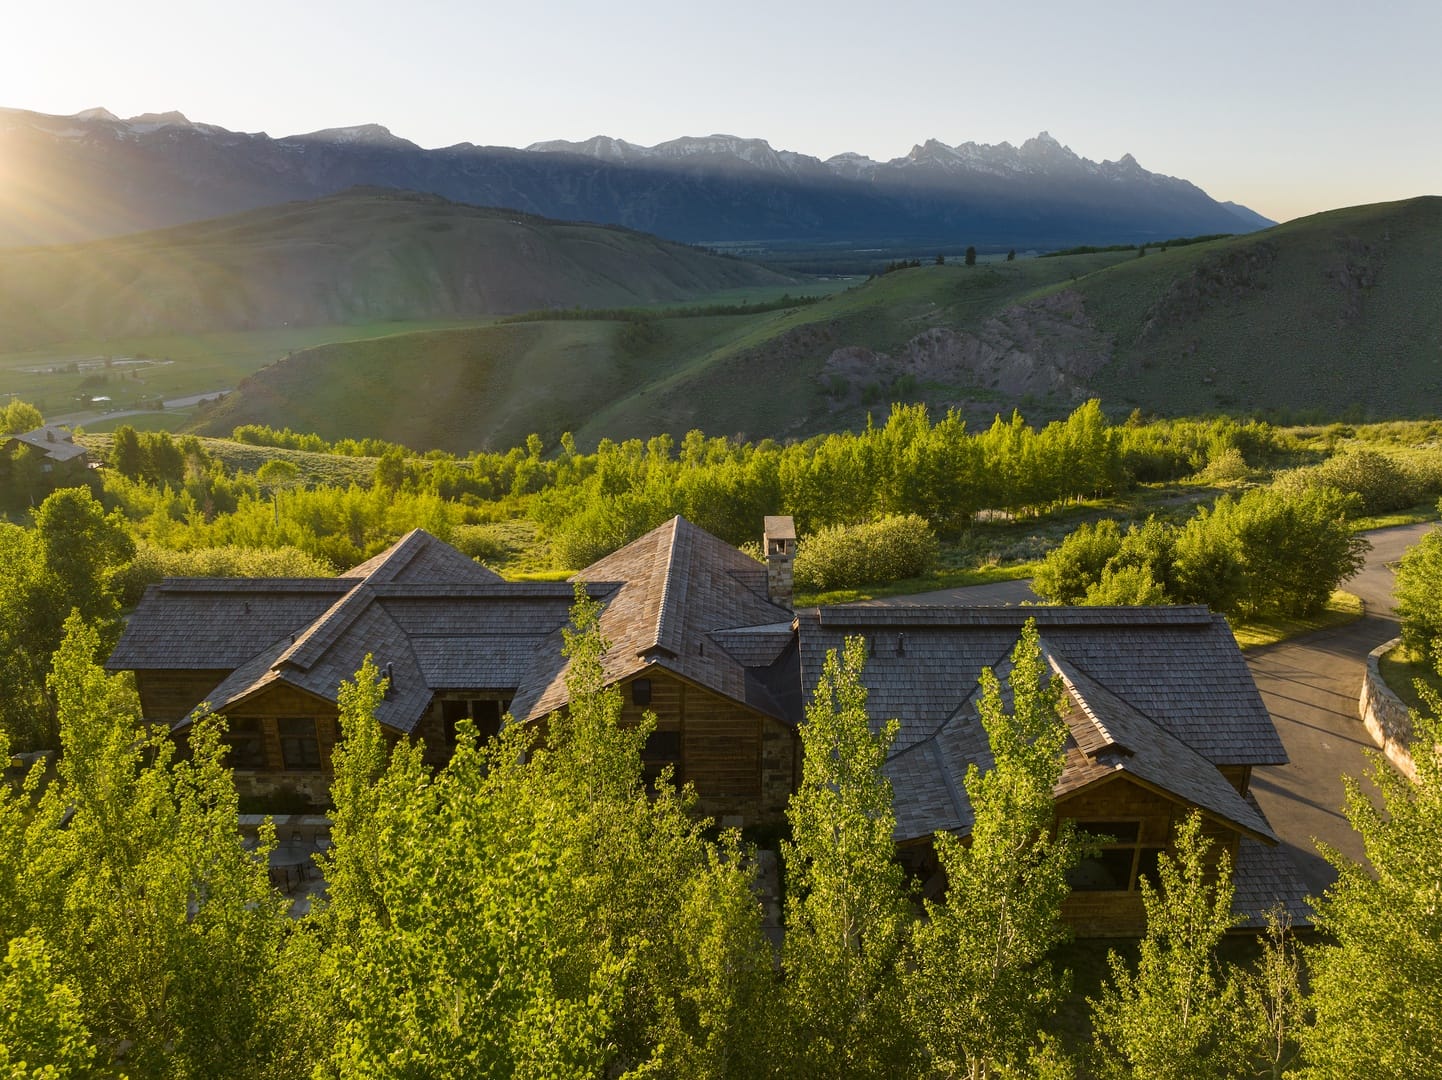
[798,604,1309,935]
[107,519,801,821]
[108,514,1307,934]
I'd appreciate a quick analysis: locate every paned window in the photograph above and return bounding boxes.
[442,697,512,746]
[278,716,322,770]
[222,715,267,769]
[1066,820,1165,892]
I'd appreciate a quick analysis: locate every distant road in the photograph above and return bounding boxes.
[869,522,1436,895]
[50,389,230,428]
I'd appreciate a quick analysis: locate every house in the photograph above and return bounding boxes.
[0,425,91,501]
[107,514,1308,935]
[798,603,1310,936]
[107,519,802,820]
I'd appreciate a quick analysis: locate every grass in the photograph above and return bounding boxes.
[1231,590,1364,651]
[1378,642,1442,714]
[1350,502,1442,531]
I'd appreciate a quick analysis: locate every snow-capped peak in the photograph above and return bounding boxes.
[290,123,417,149]
[72,106,119,122]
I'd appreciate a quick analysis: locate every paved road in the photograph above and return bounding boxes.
[869,523,1435,896]
[1246,522,1432,894]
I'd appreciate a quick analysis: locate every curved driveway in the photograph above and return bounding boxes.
[867,522,1434,896]
[1245,522,1431,893]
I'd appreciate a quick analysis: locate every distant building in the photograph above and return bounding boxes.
[108,516,1308,935]
[0,425,91,504]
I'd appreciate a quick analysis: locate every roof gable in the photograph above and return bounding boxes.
[510,517,797,723]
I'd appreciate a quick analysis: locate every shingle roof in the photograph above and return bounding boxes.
[509,517,798,724]
[1048,650,1275,842]
[803,604,1284,766]
[8,425,87,463]
[110,530,595,733]
[802,604,1284,845]
[1233,797,1314,929]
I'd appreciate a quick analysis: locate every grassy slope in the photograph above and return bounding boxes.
[191,250,1133,451]
[1074,197,1442,418]
[86,196,1442,452]
[0,189,796,349]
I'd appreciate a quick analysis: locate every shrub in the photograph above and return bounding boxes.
[1272,450,1417,517]
[793,514,937,591]
[114,543,334,607]
[1031,519,1123,604]
[1394,526,1442,665]
[447,523,511,566]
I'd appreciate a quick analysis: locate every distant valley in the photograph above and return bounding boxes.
[0,105,1269,251]
[184,197,1442,451]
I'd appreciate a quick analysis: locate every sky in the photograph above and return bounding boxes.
[3,0,1439,224]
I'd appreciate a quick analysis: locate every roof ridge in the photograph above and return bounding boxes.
[1045,647,1132,756]
[646,517,687,657]
[272,581,371,672]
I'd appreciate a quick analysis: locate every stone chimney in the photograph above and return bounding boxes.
[763,515,796,610]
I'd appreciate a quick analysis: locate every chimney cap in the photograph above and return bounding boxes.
[763,515,796,542]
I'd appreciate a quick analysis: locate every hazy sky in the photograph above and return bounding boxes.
[5,0,1438,223]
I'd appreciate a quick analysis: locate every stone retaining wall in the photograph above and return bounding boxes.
[1359,637,1418,781]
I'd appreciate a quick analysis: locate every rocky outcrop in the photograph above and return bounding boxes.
[820,289,1112,404]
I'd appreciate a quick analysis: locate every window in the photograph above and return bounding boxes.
[222,716,267,769]
[278,717,322,770]
[1066,820,1165,892]
[641,728,681,785]
[631,679,652,707]
[442,697,511,746]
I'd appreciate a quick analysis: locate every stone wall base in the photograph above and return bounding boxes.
[1359,638,1418,781]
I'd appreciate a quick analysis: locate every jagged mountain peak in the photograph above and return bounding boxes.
[72,106,119,122]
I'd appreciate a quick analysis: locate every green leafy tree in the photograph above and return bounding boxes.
[320,592,775,1078]
[1215,486,1368,617]
[1393,525,1442,665]
[0,399,43,435]
[0,933,96,1078]
[905,621,1083,1079]
[1243,909,1308,1080]
[1089,812,1251,1079]
[1033,518,1123,604]
[781,636,917,1077]
[110,424,146,480]
[1299,706,1442,1077]
[10,615,292,1078]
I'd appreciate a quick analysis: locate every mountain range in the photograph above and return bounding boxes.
[0,106,1271,250]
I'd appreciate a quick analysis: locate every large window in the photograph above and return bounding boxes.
[442,697,511,747]
[1066,820,1165,892]
[222,715,267,769]
[278,717,322,770]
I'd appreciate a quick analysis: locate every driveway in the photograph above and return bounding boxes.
[1245,522,1432,894]
[869,522,1435,897]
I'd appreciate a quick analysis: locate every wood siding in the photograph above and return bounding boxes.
[1056,775,1241,937]
[134,669,233,724]
[617,668,795,824]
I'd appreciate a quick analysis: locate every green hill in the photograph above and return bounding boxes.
[189,197,1442,451]
[0,189,797,350]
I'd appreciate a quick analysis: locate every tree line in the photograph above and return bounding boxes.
[2,605,1436,1077]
